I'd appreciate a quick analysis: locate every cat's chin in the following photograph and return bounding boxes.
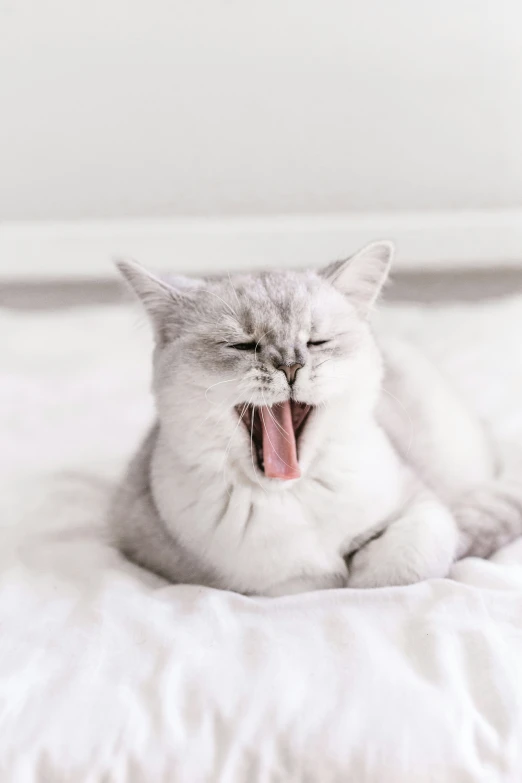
[236,401,313,481]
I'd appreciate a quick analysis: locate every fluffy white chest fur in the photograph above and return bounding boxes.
[111,242,522,596]
[150,407,406,595]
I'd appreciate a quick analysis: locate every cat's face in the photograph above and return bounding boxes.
[117,242,392,485]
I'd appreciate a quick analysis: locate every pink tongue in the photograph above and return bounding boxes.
[260,401,301,480]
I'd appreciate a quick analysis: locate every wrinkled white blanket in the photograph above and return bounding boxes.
[2,299,522,783]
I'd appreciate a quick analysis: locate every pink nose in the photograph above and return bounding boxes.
[278,363,303,385]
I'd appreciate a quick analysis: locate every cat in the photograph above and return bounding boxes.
[110,242,522,596]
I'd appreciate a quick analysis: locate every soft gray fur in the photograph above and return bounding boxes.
[110,243,522,595]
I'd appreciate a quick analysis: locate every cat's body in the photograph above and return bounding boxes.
[111,243,522,595]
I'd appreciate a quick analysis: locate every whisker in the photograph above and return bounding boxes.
[314,358,333,370]
[204,377,239,403]
[223,399,249,463]
[254,330,272,361]
[196,399,236,430]
[201,289,238,318]
[192,389,244,433]
[221,398,250,499]
[261,390,292,443]
[250,405,267,493]
[227,271,241,308]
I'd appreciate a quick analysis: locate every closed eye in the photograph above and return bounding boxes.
[307,339,330,347]
[229,342,257,351]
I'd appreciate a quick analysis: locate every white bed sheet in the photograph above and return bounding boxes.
[2,299,522,782]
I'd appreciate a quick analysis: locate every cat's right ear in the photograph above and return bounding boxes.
[115,259,181,345]
[319,241,394,318]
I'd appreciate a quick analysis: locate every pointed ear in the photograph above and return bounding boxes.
[319,241,394,317]
[115,259,181,344]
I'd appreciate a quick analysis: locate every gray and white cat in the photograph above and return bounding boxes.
[111,242,522,596]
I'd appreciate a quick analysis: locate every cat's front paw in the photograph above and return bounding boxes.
[347,530,451,589]
[347,502,458,589]
[348,537,415,588]
[347,538,422,588]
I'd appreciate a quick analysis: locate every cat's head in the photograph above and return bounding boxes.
[117,241,393,486]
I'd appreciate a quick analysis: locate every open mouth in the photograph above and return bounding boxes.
[237,400,312,481]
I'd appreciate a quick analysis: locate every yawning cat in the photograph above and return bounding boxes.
[110,242,522,595]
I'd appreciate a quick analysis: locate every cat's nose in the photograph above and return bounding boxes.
[277,363,303,386]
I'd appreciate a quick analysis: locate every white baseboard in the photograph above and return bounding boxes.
[2,209,522,279]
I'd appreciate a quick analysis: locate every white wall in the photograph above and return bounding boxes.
[1,0,522,222]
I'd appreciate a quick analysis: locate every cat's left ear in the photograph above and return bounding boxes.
[115,259,201,345]
[319,240,394,317]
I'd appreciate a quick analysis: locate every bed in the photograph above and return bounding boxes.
[2,297,522,782]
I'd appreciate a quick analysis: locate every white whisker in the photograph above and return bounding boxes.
[261,390,292,443]
[228,271,241,308]
[202,290,238,318]
[194,394,240,432]
[223,399,249,464]
[250,405,267,494]
[221,398,250,500]
[204,377,239,403]
[254,330,272,361]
